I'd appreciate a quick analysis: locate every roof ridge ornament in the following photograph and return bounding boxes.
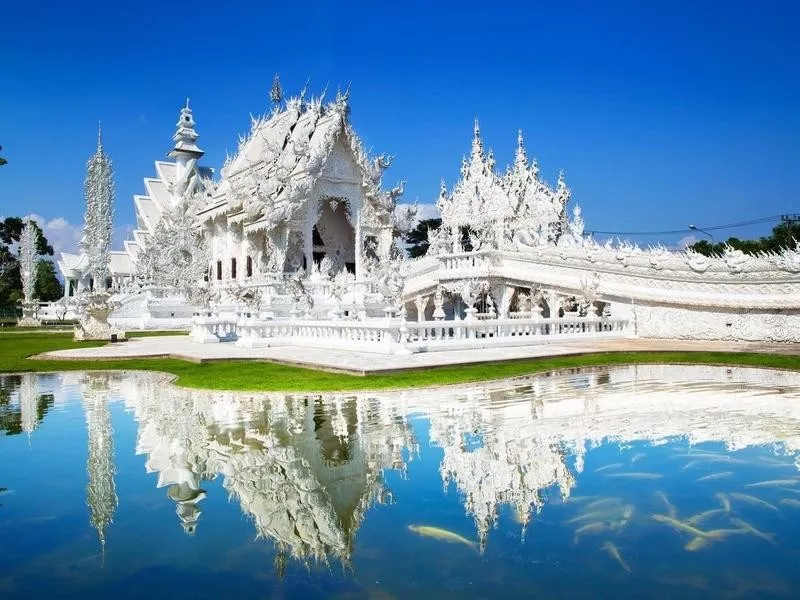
[270,74,283,106]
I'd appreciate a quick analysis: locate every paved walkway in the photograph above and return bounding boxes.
[34,335,800,375]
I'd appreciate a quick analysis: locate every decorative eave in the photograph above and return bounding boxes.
[198,200,229,221]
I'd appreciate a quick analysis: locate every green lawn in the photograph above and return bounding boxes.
[1,330,798,393]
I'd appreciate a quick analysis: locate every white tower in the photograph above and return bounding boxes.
[168,100,204,201]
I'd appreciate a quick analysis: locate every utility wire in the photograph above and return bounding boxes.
[586,214,784,236]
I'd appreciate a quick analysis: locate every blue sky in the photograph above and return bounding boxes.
[1,0,798,254]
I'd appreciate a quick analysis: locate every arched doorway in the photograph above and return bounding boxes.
[313,197,356,275]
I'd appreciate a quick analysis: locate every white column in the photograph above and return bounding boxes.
[354,214,363,279]
[304,203,314,274]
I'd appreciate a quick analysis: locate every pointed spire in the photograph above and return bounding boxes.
[270,74,282,106]
[169,99,204,159]
[471,118,483,159]
[96,121,104,153]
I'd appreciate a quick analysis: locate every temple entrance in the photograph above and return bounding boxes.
[313,197,356,275]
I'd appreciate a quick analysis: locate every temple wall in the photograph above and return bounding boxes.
[632,303,800,343]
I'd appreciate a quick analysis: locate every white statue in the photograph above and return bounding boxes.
[18,218,41,327]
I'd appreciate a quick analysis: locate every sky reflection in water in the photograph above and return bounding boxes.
[1,365,800,599]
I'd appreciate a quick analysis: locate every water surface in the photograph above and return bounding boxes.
[2,365,800,599]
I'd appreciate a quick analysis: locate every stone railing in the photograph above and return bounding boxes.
[404,316,630,351]
[439,251,493,272]
[235,318,407,353]
[191,310,630,354]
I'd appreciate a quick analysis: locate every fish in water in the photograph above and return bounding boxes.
[602,540,632,573]
[685,536,711,551]
[630,452,646,464]
[779,498,800,509]
[564,495,604,504]
[716,493,731,514]
[585,497,623,510]
[757,456,796,468]
[651,514,709,538]
[744,479,800,488]
[407,525,479,551]
[654,491,678,518]
[729,493,780,513]
[683,457,747,470]
[696,472,733,482]
[595,463,624,473]
[611,505,636,531]
[684,528,747,551]
[568,509,622,524]
[686,508,725,526]
[729,518,776,545]
[573,521,609,544]
[606,472,663,480]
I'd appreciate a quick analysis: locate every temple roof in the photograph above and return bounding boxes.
[199,89,397,232]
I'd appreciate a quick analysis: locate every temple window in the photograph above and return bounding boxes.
[231,258,237,279]
[216,260,222,280]
[246,256,253,278]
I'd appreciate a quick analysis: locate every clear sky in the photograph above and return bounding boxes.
[1,0,798,255]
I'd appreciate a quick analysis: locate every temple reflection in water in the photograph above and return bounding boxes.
[6,365,800,572]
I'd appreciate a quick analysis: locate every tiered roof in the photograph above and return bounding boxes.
[199,88,401,233]
[436,122,575,248]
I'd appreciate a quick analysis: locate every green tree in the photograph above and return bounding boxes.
[688,221,800,256]
[404,218,442,258]
[35,260,64,301]
[402,218,475,258]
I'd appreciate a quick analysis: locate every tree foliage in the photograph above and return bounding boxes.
[688,221,800,256]
[35,260,64,302]
[402,218,475,258]
[404,218,442,258]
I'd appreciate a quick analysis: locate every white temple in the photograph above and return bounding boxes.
[56,81,800,345]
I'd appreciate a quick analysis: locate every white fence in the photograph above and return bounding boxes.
[191,312,631,354]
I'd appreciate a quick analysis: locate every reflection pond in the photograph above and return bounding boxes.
[2,365,800,598]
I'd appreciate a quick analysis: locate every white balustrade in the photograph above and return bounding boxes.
[193,309,630,353]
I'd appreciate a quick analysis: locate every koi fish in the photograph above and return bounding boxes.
[585,497,623,510]
[654,491,678,518]
[729,493,780,513]
[595,463,624,473]
[729,518,776,545]
[744,479,800,488]
[696,472,733,482]
[686,508,725,526]
[573,521,609,544]
[651,514,709,538]
[602,540,632,573]
[606,472,663,480]
[408,525,479,551]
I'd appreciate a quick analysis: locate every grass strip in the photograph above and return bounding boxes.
[1,331,798,393]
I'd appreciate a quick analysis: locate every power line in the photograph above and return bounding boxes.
[586,214,784,237]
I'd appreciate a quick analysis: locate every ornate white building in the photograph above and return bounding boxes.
[56,82,800,344]
[401,123,800,343]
